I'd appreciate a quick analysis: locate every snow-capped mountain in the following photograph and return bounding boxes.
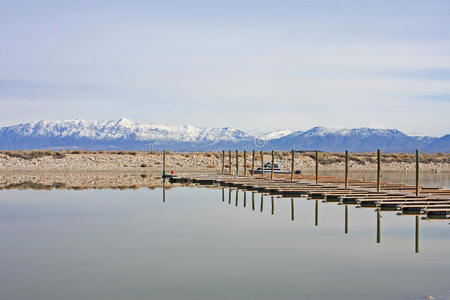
[0,119,447,152]
[257,129,293,140]
[0,118,256,151]
[271,127,438,152]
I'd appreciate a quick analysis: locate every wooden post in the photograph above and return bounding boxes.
[228,188,231,204]
[344,150,349,188]
[271,150,275,180]
[416,149,420,197]
[377,149,381,192]
[244,192,247,208]
[252,150,255,176]
[261,151,264,178]
[162,149,166,178]
[235,150,239,176]
[222,151,225,174]
[228,150,232,175]
[235,189,238,207]
[415,216,419,253]
[290,149,294,182]
[315,150,319,185]
[222,188,224,202]
[244,150,247,176]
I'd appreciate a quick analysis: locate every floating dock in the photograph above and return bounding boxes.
[168,173,450,219]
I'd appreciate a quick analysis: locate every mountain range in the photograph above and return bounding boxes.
[0,118,448,153]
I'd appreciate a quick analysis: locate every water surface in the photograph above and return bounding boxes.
[0,183,449,300]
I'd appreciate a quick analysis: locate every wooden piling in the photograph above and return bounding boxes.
[377,149,381,192]
[261,151,264,178]
[345,150,349,189]
[252,150,255,176]
[222,151,225,174]
[244,150,247,176]
[222,188,224,202]
[244,192,247,208]
[271,150,275,180]
[236,150,239,176]
[416,149,420,197]
[235,189,238,207]
[229,150,232,175]
[228,188,231,204]
[315,150,319,185]
[162,149,166,177]
[291,149,295,182]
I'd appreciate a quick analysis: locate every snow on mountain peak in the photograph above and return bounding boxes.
[0,119,443,152]
[258,129,293,140]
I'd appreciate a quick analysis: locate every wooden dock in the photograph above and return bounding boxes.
[168,173,450,220]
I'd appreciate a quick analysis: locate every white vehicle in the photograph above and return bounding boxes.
[250,162,291,174]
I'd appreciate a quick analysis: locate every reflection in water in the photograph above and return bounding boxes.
[260,194,264,212]
[377,210,381,244]
[416,216,419,253]
[252,192,255,211]
[271,196,274,215]
[163,180,166,203]
[213,189,427,254]
[290,198,295,221]
[345,205,348,234]
[315,200,319,226]
[1,186,448,300]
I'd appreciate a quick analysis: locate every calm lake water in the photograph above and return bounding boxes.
[0,175,449,300]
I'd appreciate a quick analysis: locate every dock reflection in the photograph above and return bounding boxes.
[377,210,381,244]
[271,196,274,215]
[315,200,319,226]
[291,198,294,221]
[345,205,348,234]
[211,187,424,253]
[260,194,264,212]
[416,216,419,253]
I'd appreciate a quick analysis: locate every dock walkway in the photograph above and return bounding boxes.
[168,173,450,219]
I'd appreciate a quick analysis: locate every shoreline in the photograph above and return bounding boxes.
[0,151,448,173]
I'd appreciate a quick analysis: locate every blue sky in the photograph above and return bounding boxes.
[1,0,450,136]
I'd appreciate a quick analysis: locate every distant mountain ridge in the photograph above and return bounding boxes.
[0,118,448,153]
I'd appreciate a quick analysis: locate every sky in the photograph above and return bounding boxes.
[1,0,450,137]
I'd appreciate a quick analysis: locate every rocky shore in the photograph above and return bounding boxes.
[0,150,448,173]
